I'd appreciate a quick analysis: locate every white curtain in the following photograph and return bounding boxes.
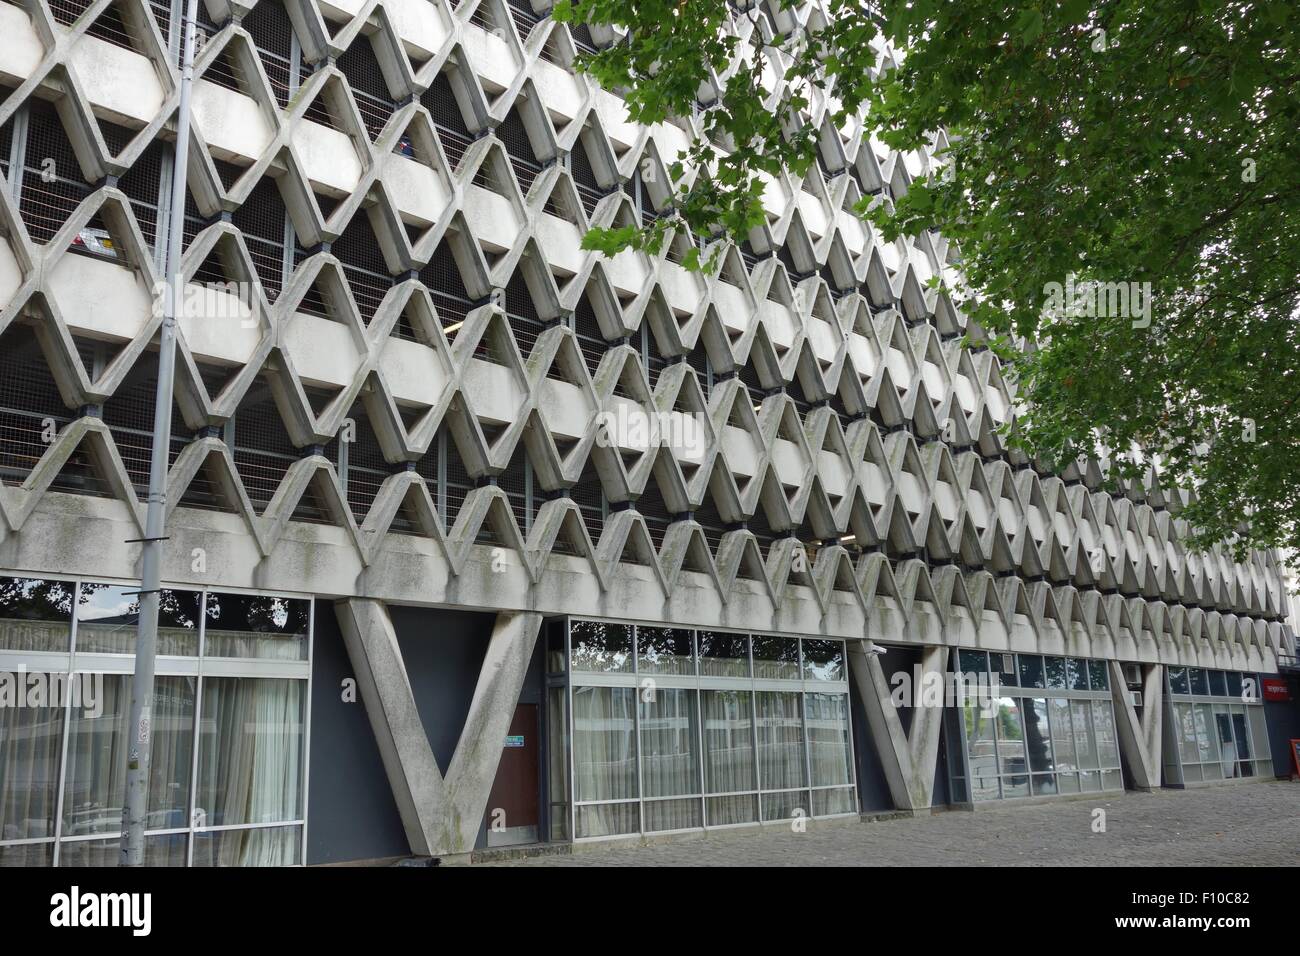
[571,686,636,837]
[702,690,756,824]
[0,672,61,858]
[756,691,805,796]
[639,688,700,832]
[199,677,304,866]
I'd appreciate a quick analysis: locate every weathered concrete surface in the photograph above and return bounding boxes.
[335,599,542,857]
[849,640,949,810]
[1110,660,1164,790]
[484,782,1300,866]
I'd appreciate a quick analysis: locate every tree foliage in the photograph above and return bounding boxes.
[553,0,1300,565]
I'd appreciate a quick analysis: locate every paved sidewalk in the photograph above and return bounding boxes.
[485,781,1299,866]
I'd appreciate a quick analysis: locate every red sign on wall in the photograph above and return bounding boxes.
[1262,677,1291,702]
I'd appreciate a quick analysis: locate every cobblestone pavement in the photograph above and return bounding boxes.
[485,781,1300,866]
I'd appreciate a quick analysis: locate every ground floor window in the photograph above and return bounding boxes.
[547,620,856,840]
[958,650,1123,802]
[1167,667,1272,783]
[0,575,311,867]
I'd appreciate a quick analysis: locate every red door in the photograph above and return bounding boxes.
[485,704,539,846]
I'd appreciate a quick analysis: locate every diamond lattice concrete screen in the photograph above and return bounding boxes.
[0,0,1294,865]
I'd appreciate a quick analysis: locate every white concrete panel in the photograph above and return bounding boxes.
[463,185,521,253]
[462,358,523,425]
[192,80,275,164]
[0,2,44,86]
[70,36,165,127]
[380,337,449,407]
[50,254,152,342]
[284,313,361,387]
[178,282,261,365]
[293,120,363,195]
[388,155,448,227]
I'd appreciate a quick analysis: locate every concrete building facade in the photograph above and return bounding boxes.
[0,0,1295,865]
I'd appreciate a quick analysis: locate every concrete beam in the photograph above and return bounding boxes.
[335,599,542,857]
[1109,660,1164,790]
[848,640,950,811]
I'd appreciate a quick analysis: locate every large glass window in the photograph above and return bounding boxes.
[962,654,1123,802]
[1167,669,1272,782]
[571,685,638,838]
[0,580,312,866]
[0,576,74,652]
[702,690,756,825]
[554,622,855,839]
[76,585,200,656]
[202,593,308,660]
[698,631,749,678]
[570,620,633,674]
[639,688,701,831]
[637,627,694,676]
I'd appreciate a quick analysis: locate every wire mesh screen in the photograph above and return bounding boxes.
[229,176,287,302]
[99,351,192,496]
[497,108,541,195]
[242,0,296,108]
[116,137,164,254]
[341,403,388,523]
[572,291,606,378]
[419,241,472,338]
[337,34,396,141]
[423,72,473,170]
[47,0,93,27]
[569,138,603,218]
[19,101,92,245]
[441,426,474,530]
[0,323,101,492]
[231,377,298,515]
[332,210,394,327]
[498,443,531,534]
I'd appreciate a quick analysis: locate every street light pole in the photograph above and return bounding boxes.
[120,0,201,866]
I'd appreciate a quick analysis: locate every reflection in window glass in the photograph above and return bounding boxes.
[1071,700,1098,770]
[569,620,633,673]
[702,690,756,824]
[76,586,200,656]
[547,686,569,841]
[58,833,188,867]
[964,702,999,801]
[1168,666,1189,695]
[1023,698,1054,774]
[571,685,637,837]
[636,627,694,676]
[1087,659,1109,690]
[1226,671,1245,700]
[640,688,701,831]
[192,824,301,867]
[61,675,194,837]
[1208,670,1228,697]
[1092,700,1120,766]
[698,631,749,678]
[0,576,73,652]
[756,691,805,789]
[806,693,852,787]
[1043,657,1068,689]
[958,650,988,678]
[196,677,304,829]
[0,670,62,843]
[752,637,800,680]
[203,593,308,661]
[1018,655,1045,689]
[1065,658,1088,691]
[802,640,845,681]
[1188,668,1209,696]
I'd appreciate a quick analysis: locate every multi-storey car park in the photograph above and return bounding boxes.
[0,0,1296,866]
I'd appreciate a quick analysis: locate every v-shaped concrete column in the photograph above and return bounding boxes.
[335,599,542,857]
[1108,660,1164,790]
[848,640,950,812]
